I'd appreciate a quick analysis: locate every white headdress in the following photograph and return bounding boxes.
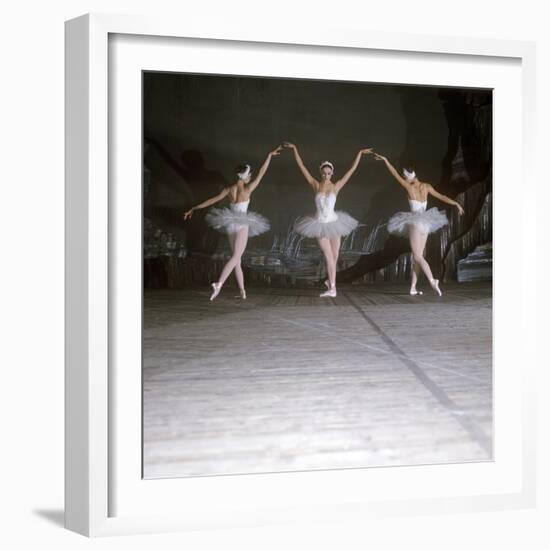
[238,164,252,180]
[403,168,416,181]
[319,161,334,171]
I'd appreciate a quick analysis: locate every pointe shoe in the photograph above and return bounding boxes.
[234,288,246,299]
[210,282,221,301]
[324,279,330,289]
[430,279,442,297]
[409,289,423,296]
[320,285,337,298]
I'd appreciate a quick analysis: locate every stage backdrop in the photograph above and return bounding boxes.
[143,73,492,288]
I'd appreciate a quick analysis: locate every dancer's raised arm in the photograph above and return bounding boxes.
[247,145,283,193]
[373,153,410,189]
[426,185,464,215]
[183,188,231,220]
[334,148,372,192]
[283,142,317,189]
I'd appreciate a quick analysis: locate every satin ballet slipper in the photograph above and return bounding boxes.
[234,288,246,300]
[430,279,442,297]
[210,282,221,301]
[320,285,337,298]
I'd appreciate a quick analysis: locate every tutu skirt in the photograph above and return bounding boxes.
[294,211,359,239]
[387,208,448,236]
[205,207,270,236]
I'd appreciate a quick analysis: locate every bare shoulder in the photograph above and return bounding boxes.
[225,184,237,198]
[420,182,436,195]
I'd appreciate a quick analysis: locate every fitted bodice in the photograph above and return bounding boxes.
[315,192,338,223]
[229,200,250,213]
[408,199,427,213]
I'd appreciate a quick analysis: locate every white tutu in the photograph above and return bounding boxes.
[294,211,359,238]
[294,191,359,239]
[388,199,448,236]
[204,200,270,237]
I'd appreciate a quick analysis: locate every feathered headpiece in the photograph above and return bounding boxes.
[238,164,252,180]
[403,168,416,181]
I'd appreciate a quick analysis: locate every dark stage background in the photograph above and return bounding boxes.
[143,72,492,288]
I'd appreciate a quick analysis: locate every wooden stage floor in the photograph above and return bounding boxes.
[143,282,492,478]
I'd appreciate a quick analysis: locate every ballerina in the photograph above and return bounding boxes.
[183,145,282,300]
[373,153,464,296]
[283,142,372,297]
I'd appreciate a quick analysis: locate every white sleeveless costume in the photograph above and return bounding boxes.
[388,199,448,236]
[205,200,270,237]
[294,192,359,239]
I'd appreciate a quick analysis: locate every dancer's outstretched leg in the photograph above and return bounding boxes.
[409,227,441,296]
[410,256,423,295]
[211,226,249,300]
[324,236,341,290]
[233,260,246,299]
[317,237,336,297]
[227,232,246,298]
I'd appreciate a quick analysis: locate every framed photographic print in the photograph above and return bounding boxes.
[65,13,537,537]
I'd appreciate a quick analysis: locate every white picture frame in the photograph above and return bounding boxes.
[65,12,537,537]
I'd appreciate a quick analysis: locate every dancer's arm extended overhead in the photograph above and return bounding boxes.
[334,148,372,192]
[247,145,283,193]
[283,142,318,190]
